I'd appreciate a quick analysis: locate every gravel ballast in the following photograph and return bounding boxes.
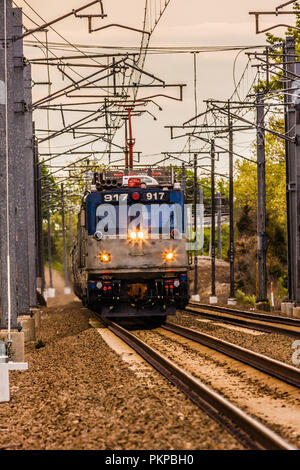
[169,311,300,366]
[0,301,242,450]
[133,327,300,447]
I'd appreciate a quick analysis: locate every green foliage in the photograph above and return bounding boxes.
[40,162,61,219]
[235,289,256,307]
[43,211,75,271]
[278,275,288,297]
[234,114,287,293]
[255,2,300,93]
[201,224,229,259]
[174,168,229,205]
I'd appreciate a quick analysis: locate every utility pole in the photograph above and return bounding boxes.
[46,181,54,297]
[34,135,46,303]
[256,91,268,308]
[24,64,37,308]
[69,209,73,244]
[228,103,236,304]
[124,118,129,173]
[293,62,300,315]
[0,1,18,330]
[61,183,70,294]
[283,37,296,309]
[217,192,222,259]
[193,154,199,298]
[127,108,135,169]
[210,140,217,303]
[181,162,185,191]
[200,185,204,256]
[13,7,30,316]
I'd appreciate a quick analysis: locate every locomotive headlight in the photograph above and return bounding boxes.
[130,231,137,240]
[100,252,111,263]
[174,279,180,287]
[137,231,144,240]
[164,251,175,262]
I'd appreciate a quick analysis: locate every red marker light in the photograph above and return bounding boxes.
[128,178,141,188]
[132,192,140,201]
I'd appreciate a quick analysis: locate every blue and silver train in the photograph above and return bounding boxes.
[71,169,190,322]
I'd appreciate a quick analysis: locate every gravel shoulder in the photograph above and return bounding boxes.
[0,301,242,450]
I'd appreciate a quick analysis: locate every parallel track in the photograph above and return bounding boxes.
[186,303,300,338]
[100,317,296,450]
[162,322,300,388]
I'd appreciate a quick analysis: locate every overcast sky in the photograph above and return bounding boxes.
[17,0,294,177]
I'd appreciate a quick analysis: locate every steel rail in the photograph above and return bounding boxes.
[162,322,300,388]
[101,318,296,450]
[186,303,300,339]
[188,302,300,326]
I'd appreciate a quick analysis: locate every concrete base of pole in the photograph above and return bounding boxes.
[0,361,28,403]
[282,302,295,317]
[209,296,218,304]
[191,294,200,302]
[281,302,287,315]
[17,316,36,343]
[0,331,25,362]
[292,307,300,319]
[0,365,9,402]
[255,301,271,312]
[47,288,55,298]
[43,289,48,301]
[227,298,237,306]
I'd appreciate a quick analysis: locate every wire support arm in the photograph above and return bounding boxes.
[16,1,107,40]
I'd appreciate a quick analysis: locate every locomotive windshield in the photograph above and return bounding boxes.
[95,203,182,237]
[85,188,185,237]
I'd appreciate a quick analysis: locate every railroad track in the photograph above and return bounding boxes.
[100,317,296,450]
[162,322,300,388]
[186,302,300,338]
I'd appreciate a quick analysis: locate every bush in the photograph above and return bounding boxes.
[235,289,256,307]
[278,276,288,298]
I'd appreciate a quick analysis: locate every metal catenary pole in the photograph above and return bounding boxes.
[256,91,268,303]
[193,153,198,295]
[211,140,216,301]
[24,64,37,307]
[61,183,70,289]
[294,62,300,306]
[199,185,203,256]
[0,0,18,330]
[34,135,46,299]
[46,182,53,290]
[69,209,73,245]
[13,7,30,315]
[228,103,235,301]
[217,192,222,259]
[283,36,296,303]
[181,162,185,191]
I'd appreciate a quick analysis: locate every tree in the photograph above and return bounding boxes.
[256,1,300,93]
[234,115,287,292]
[175,167,229,207]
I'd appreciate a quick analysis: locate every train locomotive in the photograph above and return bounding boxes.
[71,169,190,322]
